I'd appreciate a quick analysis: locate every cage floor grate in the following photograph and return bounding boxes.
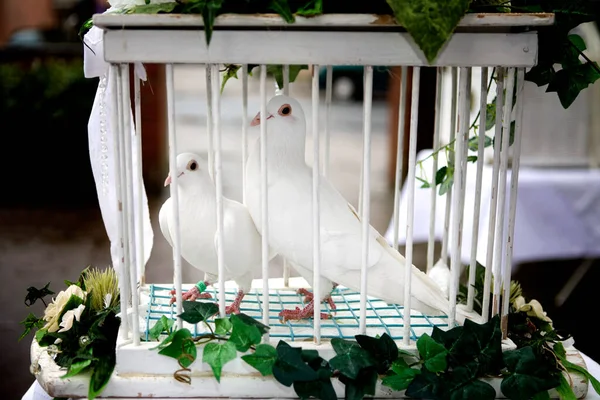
[142,284,451,342]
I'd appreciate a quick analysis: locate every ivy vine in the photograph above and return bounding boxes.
[150,300,600,400]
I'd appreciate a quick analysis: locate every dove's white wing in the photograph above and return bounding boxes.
[158,198,173,248]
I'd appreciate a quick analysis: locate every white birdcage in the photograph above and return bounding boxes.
[31,11,593,399]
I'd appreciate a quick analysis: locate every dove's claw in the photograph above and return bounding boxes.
[278,300,331,322]
[169,287,212,304]
[296,288,314,303]
[215,290,245,315]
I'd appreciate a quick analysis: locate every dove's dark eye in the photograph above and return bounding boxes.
[188,161,198,171]
[278,104,292,116]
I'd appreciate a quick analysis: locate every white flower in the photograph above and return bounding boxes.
[42,285,87,333]
[104,293,113,309]
[513,295,552,323]
[58,304,86,333]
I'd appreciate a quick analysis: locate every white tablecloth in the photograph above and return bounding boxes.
[384,150,600,271]
[21,351,600,399]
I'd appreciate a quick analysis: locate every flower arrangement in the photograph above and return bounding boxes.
[21,266,121,400]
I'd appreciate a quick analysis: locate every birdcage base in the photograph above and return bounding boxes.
[30,335,589,399]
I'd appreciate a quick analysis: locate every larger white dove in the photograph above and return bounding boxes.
[159,152,271,314]
[245,95,475,323]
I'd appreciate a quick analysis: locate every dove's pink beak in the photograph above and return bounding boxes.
[250,111,274,126]
[164,172,184,187]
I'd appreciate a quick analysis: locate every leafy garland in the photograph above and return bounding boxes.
[80,0,600,109]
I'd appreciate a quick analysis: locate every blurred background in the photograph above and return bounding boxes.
[2,2,600,399]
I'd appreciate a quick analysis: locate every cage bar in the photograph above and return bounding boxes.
[427,68,443,272]
[241,64,249,205]
[259,64,270,332]
[206,64,215,178]
[467,67,489,311]
[492,67,516,317]
[392,66,408,251]
[481,67,505,322]
[311,65,322,343]
[165,63,183,329]
[403,66,421,343]
[323,65,333,178]
[359,65,374,335]
[133,75,145,287]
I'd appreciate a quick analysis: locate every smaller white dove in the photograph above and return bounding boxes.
[159,152,272,314]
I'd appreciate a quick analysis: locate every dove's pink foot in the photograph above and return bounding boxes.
[169,286,212,304]
[279,300,332,322]
[222,290,245,315]
[297,288,337,311]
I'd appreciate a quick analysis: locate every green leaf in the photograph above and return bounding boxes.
[88,352,116,400]
[293,367,336,400]
[406,368,442,399]
[24,282,54,306]
[229,314,262,352]
[432,324,464,349]
[295,0,322,17]
[546,62,600,109]
[35,328,48,344]
[525,65,556,87]
[416,176,431,189]
[493,121,516,149]
[329,338,376,380]
[501,346,561,400]
[272,341,318,387]
[127,2,177,14]
[568,34,587,53]
[416,333,448,373]
[450,379,496,400]
[555,373,577,400]
[382,358,421,392]
[214,317,233,335]
[435,166,448,186]
[19,313,44,341]
[558,355,600,395]
[439,167,454,195]
[267,65,309,90]
[234,313,270,335]
[158,329,197,368]
[220,65,241,94]
[340,366,378,400]
[178,300,218,324]
[269,0,295,23]
[241,343,277,376]
[149,315,174,340]
[355,333,398,373]
[385,0,471,63]
[467,155,478,163]
[533,391,551,400]
[468,135,492,152]
[485,100,497,131]
[203,341,237,382]
[61,359,92,379]
[203,0,224,45]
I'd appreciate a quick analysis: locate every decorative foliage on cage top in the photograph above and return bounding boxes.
[22,266,600,400]
[81,0,600,109]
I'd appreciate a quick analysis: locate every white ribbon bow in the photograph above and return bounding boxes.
[83,26,154,281]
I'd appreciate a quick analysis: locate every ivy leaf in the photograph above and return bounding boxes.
[485,100,497,131]
[214,317,233,335]
[435,166,447,186]
[416,176,431,189]
[241,343,277,376]
[24,282,54,306]
[450,378,496,400]
[127,2,177,14]
[203,341,237,382]
[493,121,516,149]
[234,313,270,335]
[19,313,45,341]
[432,324,464,349]
[158,329,197,368]
[355,333,398,373]
[467,155,478,163]
[533,391,551,400]
[329,338,376,380]
[293,367,336,400]
[416,333,448,373]
[35,328,48,344]
[267,65,309,90]
[272,341,318,387]
[406,368,442,399]
[149,315,174,340]
[382,358,421,392]
[203,0,224,45]
[295,0,323,17]
[269,0,295,23]
[340,366,378,400]
[546,62,600,109]
[468,135,492,152]
[385,0,472,64]
[229,313,262,352]
[61,359,92,379]
[501,346,561,400]
[220,65,241,94]
[525,65,556,87]
[88,352,116,400]
[178,300,218,324]
[438,167,454,196]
